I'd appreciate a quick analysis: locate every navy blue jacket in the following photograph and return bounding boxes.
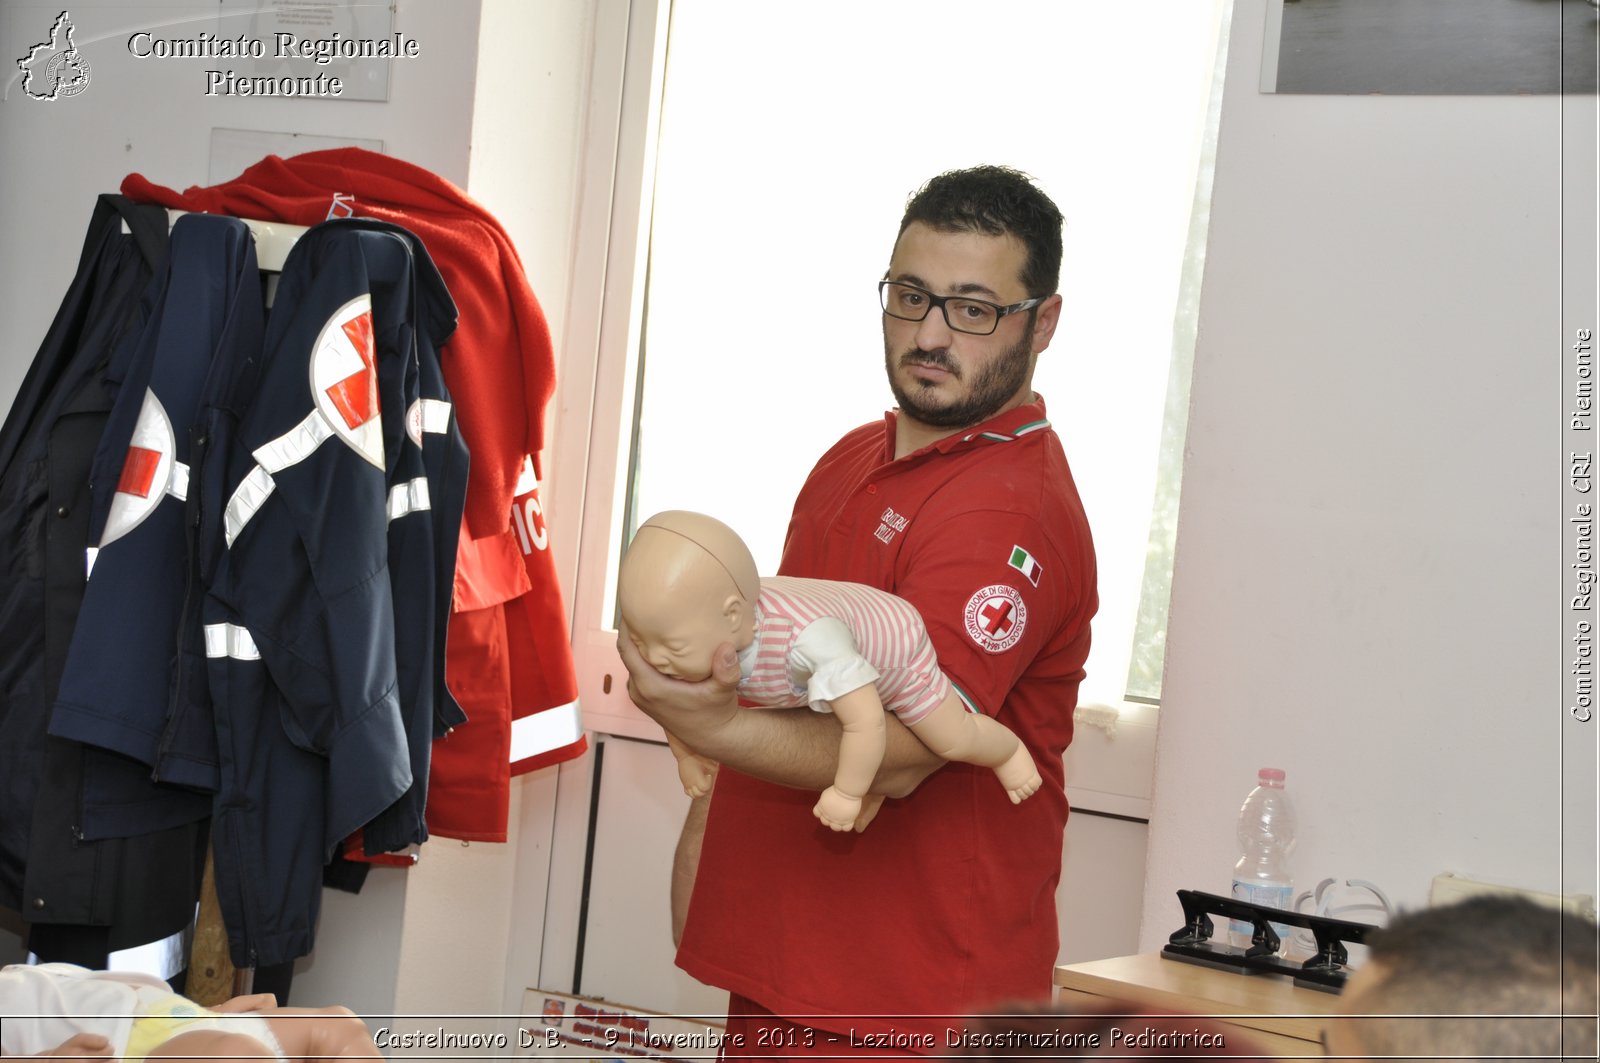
[0,197,207,957]
[322,219,467,858]
[50,214,262,838]
[202,222,452,966]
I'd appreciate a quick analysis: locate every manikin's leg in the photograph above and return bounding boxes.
[146,1029,275,1062]
[851,794,886,832]
[908,690,1041,803]
[147,1007,379,1062]
[262,1007,382,1060]
[671,792,712,945]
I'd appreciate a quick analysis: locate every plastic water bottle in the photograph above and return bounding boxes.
[1229,767,1296,950]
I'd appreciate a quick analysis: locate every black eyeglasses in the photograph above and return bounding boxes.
[878,280,1046,336]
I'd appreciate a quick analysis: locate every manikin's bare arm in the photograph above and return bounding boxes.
[618,634,944,798]
[811,684,888,831]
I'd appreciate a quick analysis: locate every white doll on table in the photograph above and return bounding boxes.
[0,963,379,1062]
[617,510,1041,832]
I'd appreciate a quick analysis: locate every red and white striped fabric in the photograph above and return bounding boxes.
[740,576,955,726]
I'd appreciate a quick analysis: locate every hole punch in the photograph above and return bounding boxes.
[1163,888,1380,992]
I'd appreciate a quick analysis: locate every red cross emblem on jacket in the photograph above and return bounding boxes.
[116,446,163,498]
[324,310,378,429]
[311,296,384,469]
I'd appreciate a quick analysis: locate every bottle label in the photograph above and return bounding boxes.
[1229,881,1293,949]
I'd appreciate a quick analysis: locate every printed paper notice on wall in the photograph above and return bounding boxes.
[519,990,731,1062]
[209,128,383,186]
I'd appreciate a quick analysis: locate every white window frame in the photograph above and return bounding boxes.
[542,0,671,746]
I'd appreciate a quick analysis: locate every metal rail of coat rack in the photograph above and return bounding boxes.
[122,208,308,270]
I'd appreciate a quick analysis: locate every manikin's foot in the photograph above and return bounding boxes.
[996,745,1042,804]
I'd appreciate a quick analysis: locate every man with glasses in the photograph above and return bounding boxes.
[621,165,1097,1055]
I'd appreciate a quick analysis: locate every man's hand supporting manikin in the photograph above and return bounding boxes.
[616,633,943,800]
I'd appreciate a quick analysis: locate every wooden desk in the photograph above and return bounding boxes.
[1054,952,1345,1056]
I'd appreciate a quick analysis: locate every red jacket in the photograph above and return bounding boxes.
[123,149,542,539]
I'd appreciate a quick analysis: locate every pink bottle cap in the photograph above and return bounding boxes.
[1258,767,1286,784]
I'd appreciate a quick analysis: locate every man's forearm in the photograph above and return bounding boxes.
[618,634,941,796]
[685,704,941,797]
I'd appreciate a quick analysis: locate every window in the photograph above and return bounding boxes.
[536,0,1233,1003]
[557,0,1229,736]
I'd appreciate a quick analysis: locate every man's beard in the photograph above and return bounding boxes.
[884,332,1033,430]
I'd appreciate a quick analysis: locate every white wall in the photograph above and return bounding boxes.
[401,0,602,1019]
[0,0,525,1015]
[0,0,482,409]
[1,0,607,1018]
[1139,0,1599,950]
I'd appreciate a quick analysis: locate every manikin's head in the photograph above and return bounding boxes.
[617,511,760,681]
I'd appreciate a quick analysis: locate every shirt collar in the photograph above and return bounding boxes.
[880,394,1052,462]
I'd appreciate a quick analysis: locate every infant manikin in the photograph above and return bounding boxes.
[0,963,380,1063]
[617,510,1041,832]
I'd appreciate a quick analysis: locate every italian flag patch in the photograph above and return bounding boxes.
[1007,545,1042,586]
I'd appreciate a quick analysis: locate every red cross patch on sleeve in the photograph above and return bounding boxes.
[963,584,1028,653]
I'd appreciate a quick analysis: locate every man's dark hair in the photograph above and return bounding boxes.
[898,166,1064,298]
[1342,895,1598,1062]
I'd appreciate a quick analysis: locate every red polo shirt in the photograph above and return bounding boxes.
[676,397,1097,1043]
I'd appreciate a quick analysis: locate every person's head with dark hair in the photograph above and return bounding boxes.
[897,165,1065,298]
[881,166,1066,450]
[1328,895,1599,1062]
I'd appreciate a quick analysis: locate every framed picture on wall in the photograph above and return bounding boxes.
[1261,0,1599,95]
